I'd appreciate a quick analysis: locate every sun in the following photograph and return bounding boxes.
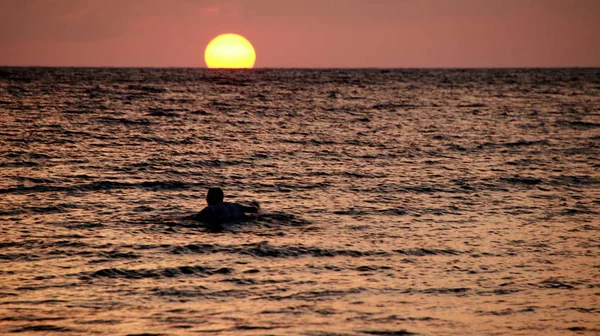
[204,33,256,69]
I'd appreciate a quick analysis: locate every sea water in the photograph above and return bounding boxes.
[0,68,599,335]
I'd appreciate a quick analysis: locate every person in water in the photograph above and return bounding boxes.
[184,187,260,230]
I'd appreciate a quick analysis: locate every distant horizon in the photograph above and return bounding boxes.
[1,65,599,70]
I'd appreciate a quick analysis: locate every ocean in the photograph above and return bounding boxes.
[0,67,598,335]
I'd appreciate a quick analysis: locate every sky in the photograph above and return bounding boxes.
[0,0,598,68]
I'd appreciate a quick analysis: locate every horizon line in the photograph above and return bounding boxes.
[1,65,599,70]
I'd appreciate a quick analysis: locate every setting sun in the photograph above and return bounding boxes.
[204,33,256,69]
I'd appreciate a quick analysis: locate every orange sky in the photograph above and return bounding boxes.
[0,0,598,68]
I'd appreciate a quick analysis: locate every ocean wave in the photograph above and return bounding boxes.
[171,241,383,258]
[0,180,192,194]
[80,265,233,280]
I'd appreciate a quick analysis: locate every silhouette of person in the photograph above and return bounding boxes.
[184,187,260,231]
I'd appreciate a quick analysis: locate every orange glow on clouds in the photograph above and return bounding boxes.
[204,34,256,69]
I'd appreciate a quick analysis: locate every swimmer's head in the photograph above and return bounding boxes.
[206,187,224,205]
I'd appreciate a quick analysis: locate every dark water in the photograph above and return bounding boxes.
[0,67,599,335]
